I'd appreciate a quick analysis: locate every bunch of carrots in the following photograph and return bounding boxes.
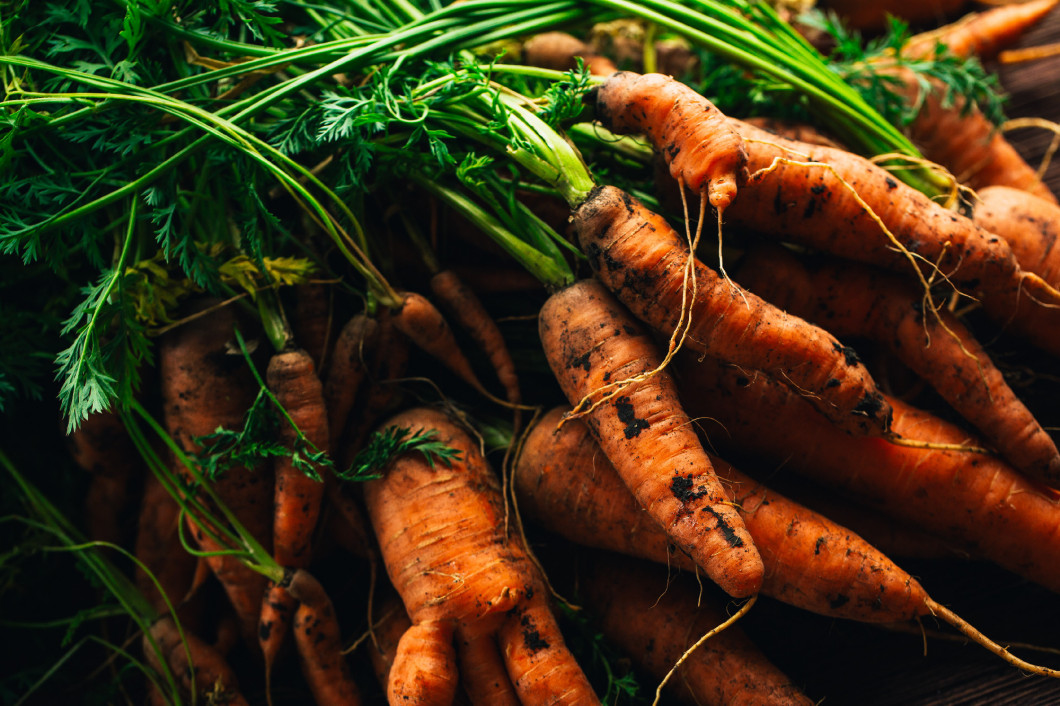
[5,0,1060,704]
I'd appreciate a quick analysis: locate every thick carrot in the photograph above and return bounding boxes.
[285,568,363,706]
[430,268,522,406]
[903,0,1059,63]
[592,71,748,212]
[523,31,619,76]
[323,312,380,449]
[972,184,1060,355]
[145,616,249,706]
[363,406,598,705]
[67,409,139,545]
[723,118,1053,300]
[538,279,763,598]
[388,621,460,706]
[579,553,815,706]
[158,299,272,647]
[515,407,926,623]
[676,354,1060,595]
[734,244,1060,484]
[573,185,892,436]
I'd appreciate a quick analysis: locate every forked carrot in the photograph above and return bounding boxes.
[363,406,598,704]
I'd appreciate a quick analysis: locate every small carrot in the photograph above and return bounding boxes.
[734,244,1060,484]
[323,312,380,450]
[134,473,202,624]
[592,71,748,213]
[392,290,496,401]
[573,185,892,436]
[579,553,816,706]
[283,568,363,706]
[363,406,598,704]
[902,0,1059,63]
[538,279,763,598]
[430,268,522,407]
[816,0,969,33]
[367,592,414,689]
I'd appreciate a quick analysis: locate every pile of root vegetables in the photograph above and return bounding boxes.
[5,1,1060,704]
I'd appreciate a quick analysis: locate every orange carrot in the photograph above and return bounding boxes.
[573,185,892,436]
[592,71,748,212]
[430,269,522,407]
[538,279,763,598]
[323,312,380,450]
[134,473,201,624]
[145,616,249,706]
[516,407,926,624]
[523,31,619,76]
[734,244,1060,484]
[972,184,1060,355]
[902,0,1059,63]
[67,409,139,545]
[579,553,816,706]
[392,290,496,396]
[363,406,598,705]
[158,300,272,647]
[367,592,414,689]
[286,568,363,706]
[676,353,1060,595]
[723,118,1054,299]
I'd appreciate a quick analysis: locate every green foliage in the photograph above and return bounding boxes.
[340,425,462,481]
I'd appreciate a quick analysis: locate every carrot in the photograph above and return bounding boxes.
[392,290,496,401]
[388,621,460,705]
[158,299,272,647]
[676,353,1060,596]
[538,278,763,598]
[67,409,139,545]
[259,347,330,686]
[889,67,1057,202]
[134,473,202,623]
[515,406,925,623]
[591,71,748,213]
[145,616,249,706]
[518,405,1060,677]
[323,312,380,450]
[291,283,333,374]
[284,568,363,706]
[573,185,892,436]
[816,0,969,33]
[734,244,1060,484]
[902,0,1059,63]
[578,553,816,706]
[363,406,598,705]
[972,184,1060,355]
[523,31,619,76]
[430,268,522,407]
[723,118,1057,300]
